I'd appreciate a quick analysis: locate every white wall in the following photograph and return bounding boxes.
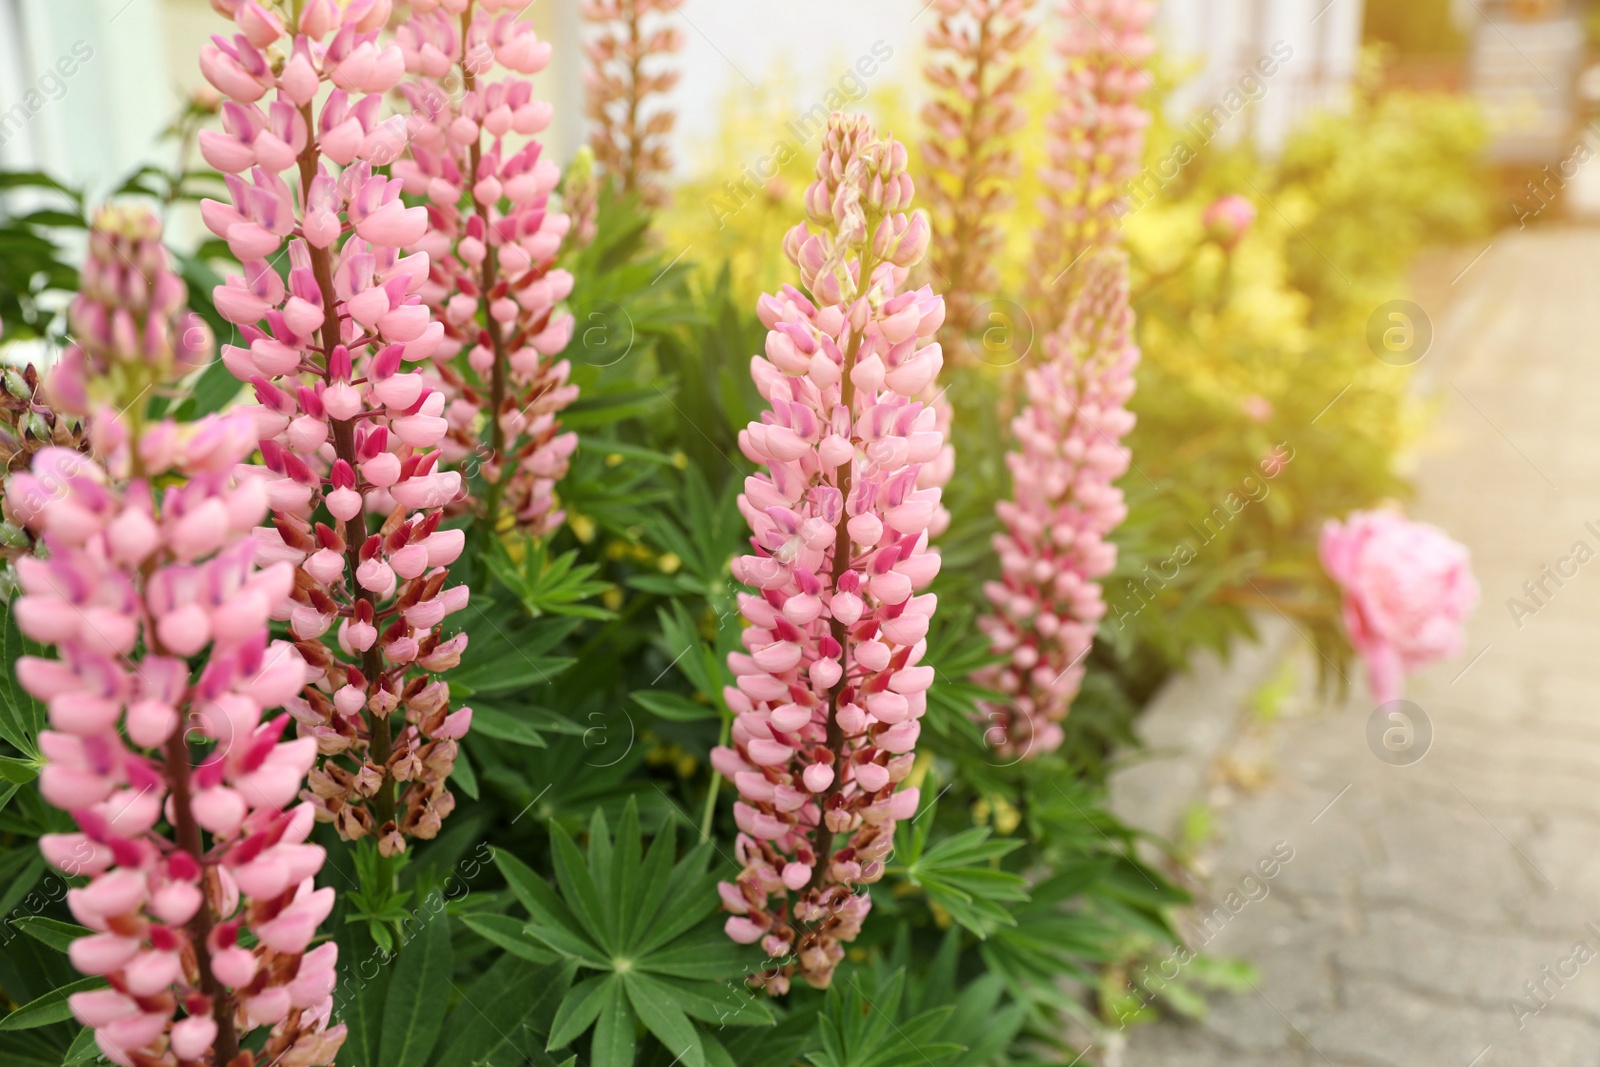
[0,0,176,193]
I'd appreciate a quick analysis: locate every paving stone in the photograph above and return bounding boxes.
[1123,232,1600,1066]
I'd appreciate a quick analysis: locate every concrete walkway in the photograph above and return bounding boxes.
[1120,227,1600,1067]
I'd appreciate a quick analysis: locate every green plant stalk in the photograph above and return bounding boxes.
[699,714,730,842]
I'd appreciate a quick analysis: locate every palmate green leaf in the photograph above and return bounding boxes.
[893,809,1029,938]
[378,894,452,1067]
[0,976,103,1031]
[652,603,732,715]
[0,1031,69,1067]
[449,743,479,799]
[493,848,609,969]
[646,974,773,1029]
[937,974,1025,1067]
[0,853,47,920]
[707,1008,818,1067]
[486,537,615,620]
[451,611,582,695]
[0,756,39,783]
[808,969,962,1067]
[549,821,611,951]
[513,799,770,1061]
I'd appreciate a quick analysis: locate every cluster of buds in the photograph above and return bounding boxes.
[199,0,472,857]
[712,114,943,992]
[1030,0,1153,316]
[920,0,1037,337]
[0,362,85,563]
[8,207,342,1067]
[978,250,1137,758]
[581,0,684,208]
[393,0,579,536]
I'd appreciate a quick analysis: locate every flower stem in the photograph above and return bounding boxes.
[802,247,879,896]
[296,106,395,833]
[460,6,511,536]
[164,725,239,1064]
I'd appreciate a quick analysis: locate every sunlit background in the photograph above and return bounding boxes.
[4,0,1600,1065]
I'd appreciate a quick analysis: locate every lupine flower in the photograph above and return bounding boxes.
[200,0,471,857]
[1203,194,1256,251]
[8,206,342,1067]
[1320,509,1478,704]
[978,250,1137,758]
[920,0,1037,337]
[0,362,85,562]
[1030,0,1154,315]
[712,114,943,992]
[582,0,684,208]
[393,0,579,536]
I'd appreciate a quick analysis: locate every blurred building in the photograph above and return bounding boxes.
[1156,0,1367,158]
[1459,0,1584,163]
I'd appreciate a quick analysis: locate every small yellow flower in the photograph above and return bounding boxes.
[658,552,682,574]
[570,514,597,544]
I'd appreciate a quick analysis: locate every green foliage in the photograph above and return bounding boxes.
[0,42,1488,1065]
[485,800,772,1067]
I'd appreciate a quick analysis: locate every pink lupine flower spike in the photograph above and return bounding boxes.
[13,206,342,1067]
[712,114,945,992]
[202,0,473,856]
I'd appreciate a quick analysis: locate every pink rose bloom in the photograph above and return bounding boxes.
[1320,509,1478,703]
[1203,194,1256,250]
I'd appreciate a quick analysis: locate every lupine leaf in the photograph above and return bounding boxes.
[433,958,575,1067]
[806,969,962,1067]
[606,801,643,950]
[894,814,1029,938]
[0,600,45,758]
[549,822,611,951]
[0,975,103,1031]
[9,916,88,953]
[64,1023,99,1063]
[648,976,773,1028]
[628,689,717,722]
[587,978,635,1067]
[624,972,703,1067]
[378,894,452,1067]
[548,974,614,1051]
[333,923,390,1067]
[459,913,557,964]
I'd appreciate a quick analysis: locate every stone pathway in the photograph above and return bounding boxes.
[1119,227,1600,1067]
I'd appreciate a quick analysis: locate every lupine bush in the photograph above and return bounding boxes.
[0,3,1490,1064]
